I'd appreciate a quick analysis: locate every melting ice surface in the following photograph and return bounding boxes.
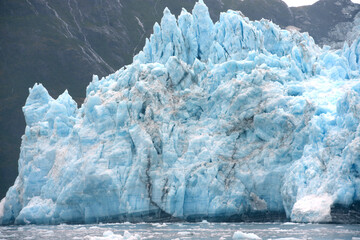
[1,0,360,225]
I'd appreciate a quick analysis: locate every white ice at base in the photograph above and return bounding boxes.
[233,231,261,240]
[0,198,5,219]
[291,194,333,223]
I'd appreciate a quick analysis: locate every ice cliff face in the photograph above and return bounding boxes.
[1,1,360,225]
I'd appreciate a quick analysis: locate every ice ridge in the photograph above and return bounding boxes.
[1,0,360,225]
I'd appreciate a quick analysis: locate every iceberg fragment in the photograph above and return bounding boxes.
[233,231,261,240]
[1,1,360,225]
[85,230,141,240]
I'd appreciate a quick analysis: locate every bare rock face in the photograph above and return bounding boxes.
[290,0,360,47]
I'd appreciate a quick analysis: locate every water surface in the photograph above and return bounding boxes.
[0,222,359,239]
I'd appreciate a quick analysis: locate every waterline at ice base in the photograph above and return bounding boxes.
[1,0,360,225]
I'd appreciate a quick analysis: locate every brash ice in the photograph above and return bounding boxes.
[1,0,359,225]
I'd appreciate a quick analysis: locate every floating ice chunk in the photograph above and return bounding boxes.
[151,223,167,227]
[232,231,261,239]
[122,231,141,240]
[177,231,192,236]
[274,238,302,240]
[85,230,141,240]
[281,222,297,225]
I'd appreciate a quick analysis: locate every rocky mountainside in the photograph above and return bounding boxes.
[290,0,360,47]
[1,0,360,199]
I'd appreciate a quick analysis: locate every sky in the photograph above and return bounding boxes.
[283,0,360,7]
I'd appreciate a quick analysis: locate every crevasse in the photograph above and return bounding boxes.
[1,0,359,225]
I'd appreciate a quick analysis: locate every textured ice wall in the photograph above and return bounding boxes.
[1,0,360,225]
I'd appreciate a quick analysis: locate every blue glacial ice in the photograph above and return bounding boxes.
[1,0,360,225]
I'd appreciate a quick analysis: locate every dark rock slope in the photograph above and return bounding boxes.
[290,0,360,47]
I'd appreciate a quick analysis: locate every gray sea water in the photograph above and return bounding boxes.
[0,222,359,240]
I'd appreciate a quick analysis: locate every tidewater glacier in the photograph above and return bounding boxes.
[1,0,359,225]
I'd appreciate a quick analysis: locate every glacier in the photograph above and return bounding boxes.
[1,0,360,225]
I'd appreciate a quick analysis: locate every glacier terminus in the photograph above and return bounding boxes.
[0,0,360,225]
